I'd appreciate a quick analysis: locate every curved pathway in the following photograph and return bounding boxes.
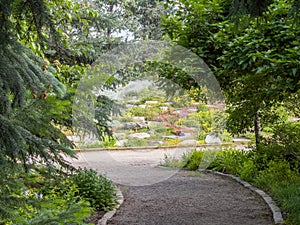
[67,149,274,225]
[108,171,273,225]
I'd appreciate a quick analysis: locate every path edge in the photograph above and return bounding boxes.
[97,185,124,225]
[200,169,284,225]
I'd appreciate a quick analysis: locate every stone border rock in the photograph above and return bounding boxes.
[200,169,284,224]
[97,186,124,225]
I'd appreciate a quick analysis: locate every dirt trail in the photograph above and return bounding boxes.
[68,150,274,225]
[108,171,273,225]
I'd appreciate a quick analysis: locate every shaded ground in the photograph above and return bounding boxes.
[108,170,274,225]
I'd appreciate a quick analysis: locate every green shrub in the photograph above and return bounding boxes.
[253,160,300,225]
[127,106,161,120]
[163,149,219,170]
[254,160,298,190]
[238,160,258,182]
[101,134,116,148]
[125,138,149,147]
[271,179,300,225]
[211,150,248,175]
[257,121,300,167]
[197,130,207,141]
[1,166,118,224]
[197,110,228,138]
[149,122,174,137]
[219,129,233,142]
[176,112,199,127]
[186,151,205,170]
[24,194,92,225]
[10,176,92,225]
[70,168,117,211]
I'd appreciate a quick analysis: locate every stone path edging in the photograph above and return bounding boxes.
[97,186,124,225]
[200,169,284,224]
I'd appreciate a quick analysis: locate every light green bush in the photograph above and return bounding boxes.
[186,151,205,170]
[211,150,248,175]
[238,160,258,182]
[70,168,117,211]
[257,121,300,167]
[9,177,92,225]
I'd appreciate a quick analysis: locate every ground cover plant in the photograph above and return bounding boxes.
[1,166,117,225]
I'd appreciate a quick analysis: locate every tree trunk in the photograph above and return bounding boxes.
[254,111,261,149]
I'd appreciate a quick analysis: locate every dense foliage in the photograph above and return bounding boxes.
[162,0,300,147]
[1,0,299,223]
[0,0,74,169]
[1,167,117,224]
[0,0,120,223]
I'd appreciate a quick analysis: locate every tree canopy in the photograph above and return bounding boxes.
[161,0,300,145]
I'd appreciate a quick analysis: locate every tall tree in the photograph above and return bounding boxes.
[0,0,75,170]
[124,0,165,40]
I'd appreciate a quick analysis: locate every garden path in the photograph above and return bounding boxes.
[67,148,274,225]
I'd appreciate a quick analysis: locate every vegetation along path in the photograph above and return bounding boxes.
[69,149,274,225]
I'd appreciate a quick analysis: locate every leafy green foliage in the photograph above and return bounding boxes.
[124,0,165,40]
[70,168,117,211]
[13,188,92,225]
[176,107,230,142]
[186,151,206,170]
[162,0,299,148]
[161,0,229,69]
[271,179,300,225]
[127,105,161,121]
[252,159,300,225]
[2,166,118,224]
[256,121,300,168]
[0,8,75,170]
[198,109,228,139]
[254,160,298,190]
[0,164,28,222]
[238,160,258,182]
[0,167,93,225]
[211,150,249,174]
[161,153,190,168]
[216,0,300,136]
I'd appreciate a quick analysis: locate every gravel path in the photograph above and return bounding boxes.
[67,150,274,225]
[108,170,274,225]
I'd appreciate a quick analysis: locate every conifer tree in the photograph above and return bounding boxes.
[0,1,75,170]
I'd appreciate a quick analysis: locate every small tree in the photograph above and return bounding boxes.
[217,0,300,146]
